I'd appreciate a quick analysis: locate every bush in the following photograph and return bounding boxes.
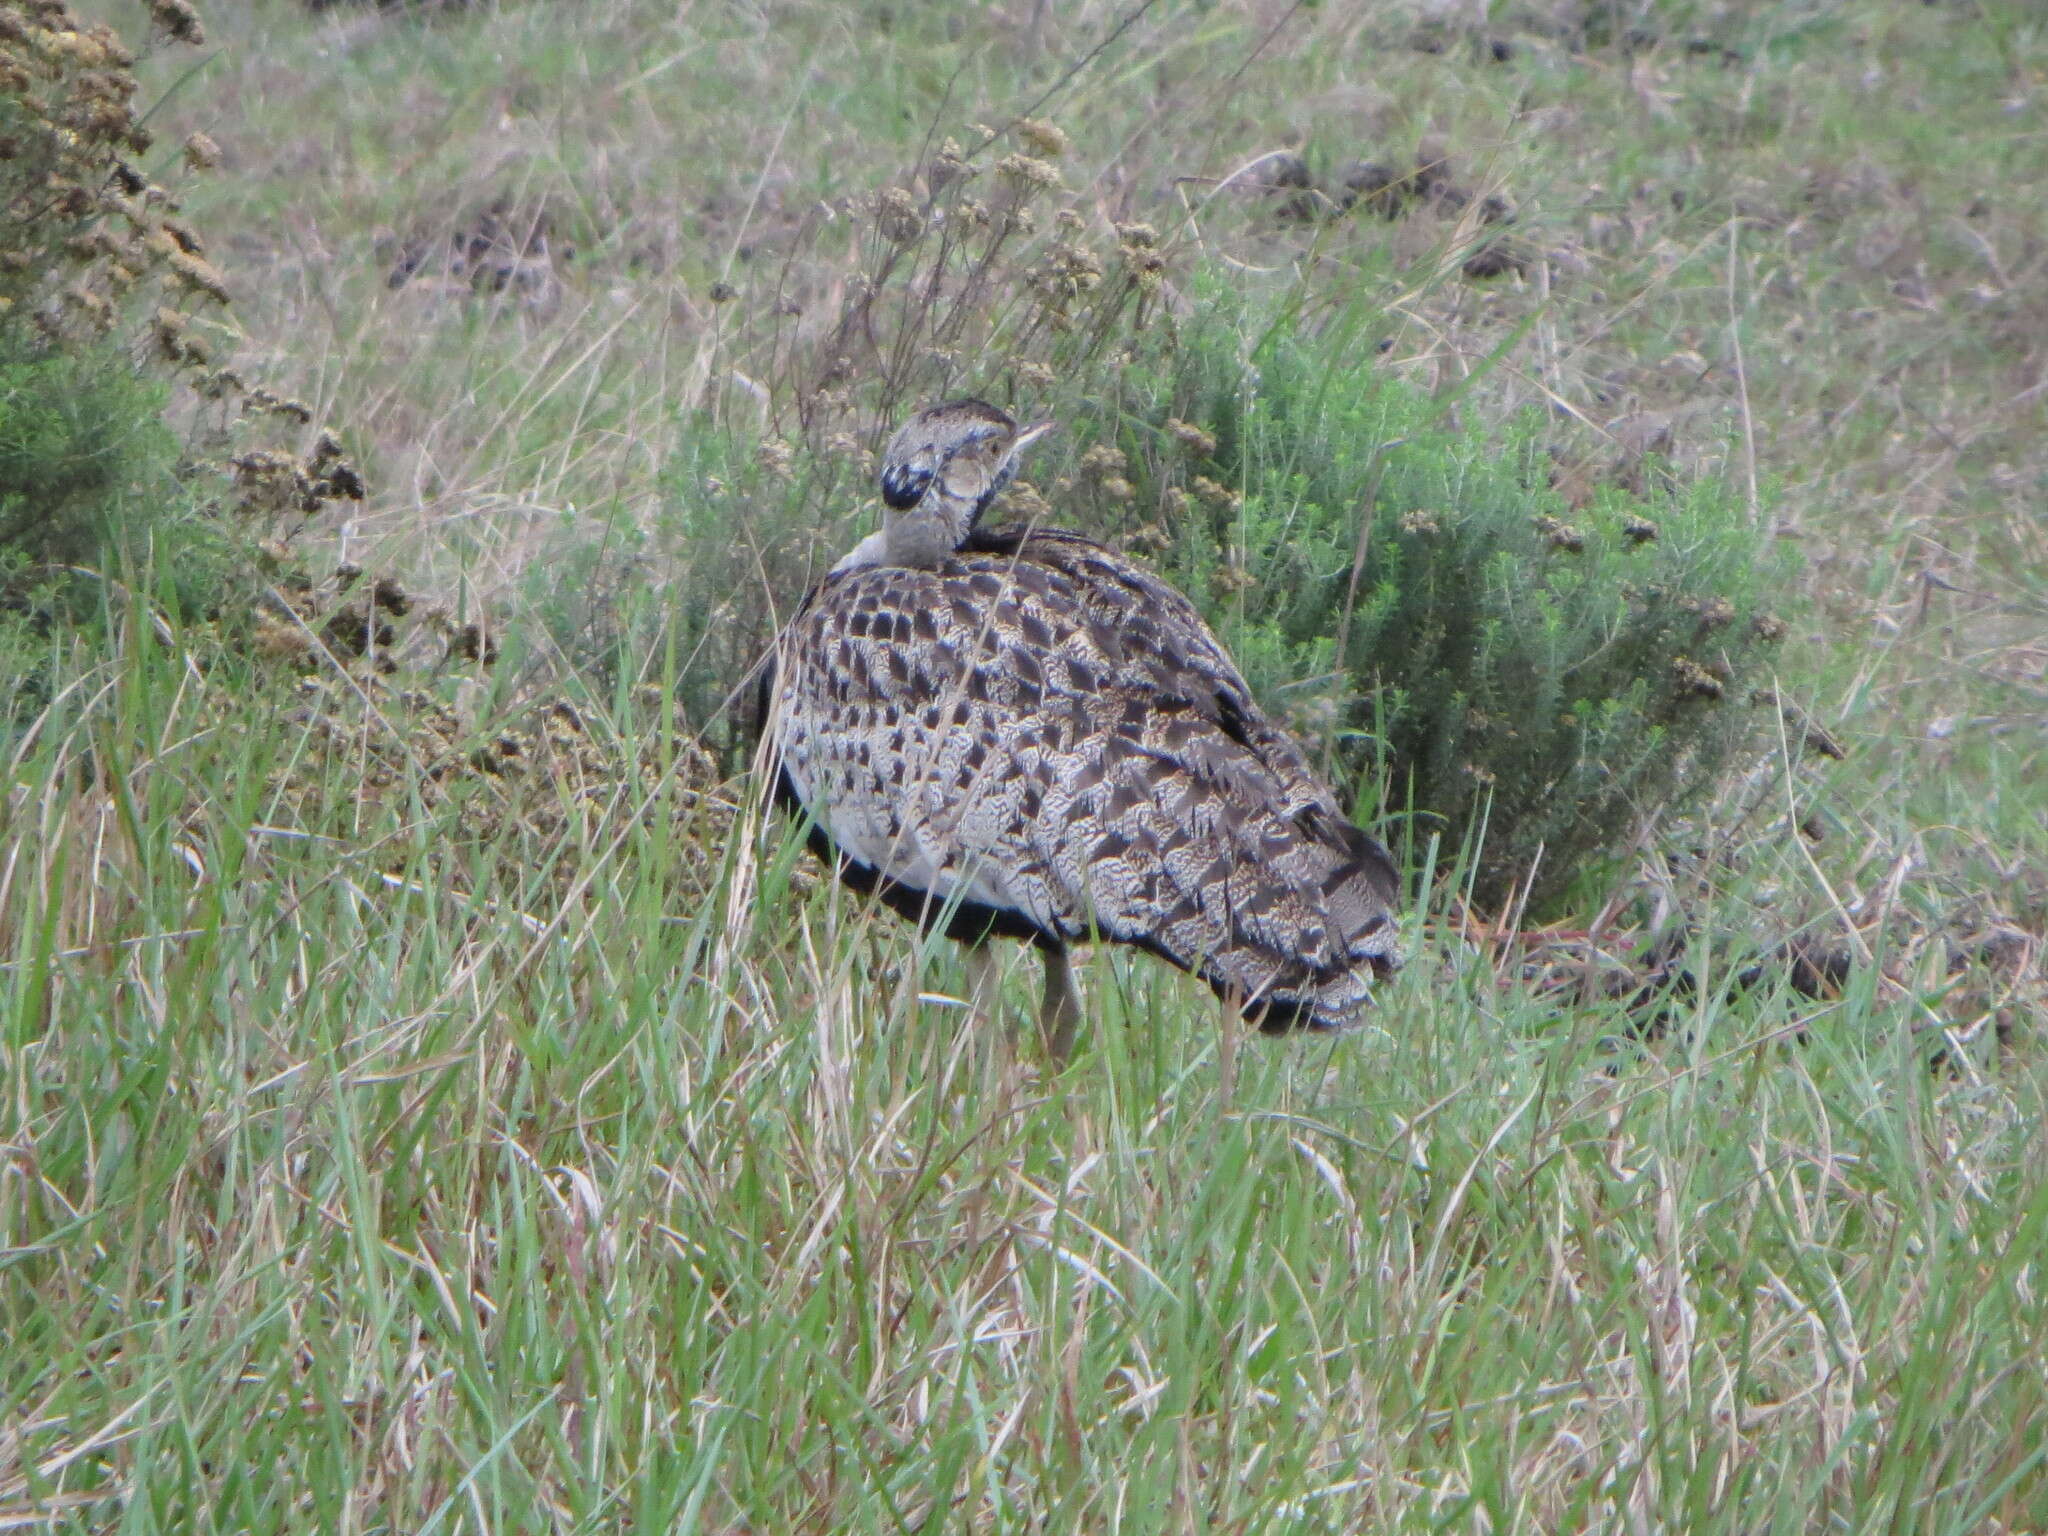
[0,2,367,571]
[1082,301,1799,911]
[0,2,212,563]
[0,335,180,559]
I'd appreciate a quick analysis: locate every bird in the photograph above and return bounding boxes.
[762,398,1401,1062]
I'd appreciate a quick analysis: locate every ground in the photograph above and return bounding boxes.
[2,1,2044,1530]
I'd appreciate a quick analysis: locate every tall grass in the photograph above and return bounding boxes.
[4,616,2044,1532]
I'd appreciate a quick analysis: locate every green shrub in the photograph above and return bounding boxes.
[1086,301,1800,911]
[0,1,215,567]
[0,0,365,662]
[0,334,180,559]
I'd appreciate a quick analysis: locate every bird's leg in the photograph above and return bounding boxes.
[1038,945,1083,1066]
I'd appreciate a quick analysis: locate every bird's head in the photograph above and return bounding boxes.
[831,399,1053,574]
[883,398,1052,517]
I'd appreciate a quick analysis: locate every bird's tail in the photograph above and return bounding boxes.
[1212,814,1403,1033]
[1075,760,1402,1033]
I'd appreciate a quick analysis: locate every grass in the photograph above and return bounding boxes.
[4,0,2046,1529]
[5,620,2043,1531]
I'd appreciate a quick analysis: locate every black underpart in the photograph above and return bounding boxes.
[1122,931,1384,1035]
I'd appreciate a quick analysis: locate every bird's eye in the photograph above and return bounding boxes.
[880,461,934,509]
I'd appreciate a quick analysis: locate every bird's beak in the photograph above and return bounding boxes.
[1013,420,1056,454]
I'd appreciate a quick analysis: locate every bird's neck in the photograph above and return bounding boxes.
[828,494,982,575]
[883,507,967,567]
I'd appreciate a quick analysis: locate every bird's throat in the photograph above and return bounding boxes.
[884,503,972,568]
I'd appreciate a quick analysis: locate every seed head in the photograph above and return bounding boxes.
[152,304,207,363]
[1210,562,1254,597]
[325,461,366,501]
[1000,479,1052,522]
[1016,118,1068,159]
[197,366,245,399]
[1533,513,1585,553]
[1164,419,1216,457]
[158,218,204,256]
[928,137,971,192]
[1124,522,1171,555]
[1077,443,1127,482]
[85,23,133,67]
[40,28,109,66]
[1671,656,1725,701]
[755,437,795,479]
[824,432,875,473]
[1694,596,1735,631]
[61,281,111,326]
[1121,245,1166,287]
[162,243,230,304]
[996,153,1061,192]
[248,387,312,424]
[1034,240,1102,302]
[874,187,923,244]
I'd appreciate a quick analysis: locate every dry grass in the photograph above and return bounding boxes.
[2,0,2045,1529]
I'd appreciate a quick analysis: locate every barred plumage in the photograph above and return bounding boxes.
[764,400,1400,1059]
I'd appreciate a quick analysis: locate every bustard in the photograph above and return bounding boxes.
[764,399,1401,1062]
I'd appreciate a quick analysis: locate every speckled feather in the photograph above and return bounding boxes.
[769,522,1401,1031]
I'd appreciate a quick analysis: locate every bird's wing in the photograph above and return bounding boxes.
[978,530,1403,910]
[931,555,1403,1022]
[770,564,983,900]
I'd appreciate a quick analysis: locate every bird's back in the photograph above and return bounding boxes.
[771,526,1401,1029]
